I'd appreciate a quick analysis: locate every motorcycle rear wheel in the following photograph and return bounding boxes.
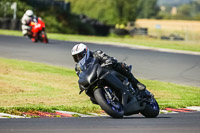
[94,88,124,118]
[40,31,48,43]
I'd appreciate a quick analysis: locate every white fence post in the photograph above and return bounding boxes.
[11,2,17,20]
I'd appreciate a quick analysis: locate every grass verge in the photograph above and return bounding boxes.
[0,29,200,52]
[0,57,200,115]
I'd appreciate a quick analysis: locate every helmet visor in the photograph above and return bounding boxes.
[72,50,86,63]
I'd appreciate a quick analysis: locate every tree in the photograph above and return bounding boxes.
[136,0,159,18]
[0,0,33,18]
[113,0,138,24]
[68,0,138,25]
[173,1,200,20]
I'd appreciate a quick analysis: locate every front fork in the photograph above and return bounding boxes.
[103,85,134,107]
[103,86,119,103]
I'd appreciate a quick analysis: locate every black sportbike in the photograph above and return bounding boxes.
[78,57,159,118]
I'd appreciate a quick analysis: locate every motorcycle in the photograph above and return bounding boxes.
[28,16,48,43]
[78,57,159,118]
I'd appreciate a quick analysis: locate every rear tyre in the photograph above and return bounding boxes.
[43,37,48,43]
[94,88,124,118]
[141,98,159,118]
[41,31,48,43]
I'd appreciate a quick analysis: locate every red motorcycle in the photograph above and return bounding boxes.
[29,17,48,43]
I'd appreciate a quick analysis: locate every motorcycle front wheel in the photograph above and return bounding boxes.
[94,88,124,118]
[140,98,159,118]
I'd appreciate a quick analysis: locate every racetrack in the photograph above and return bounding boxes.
[0,35,200,133]
[0,112,200,133]
[0,35,200,87]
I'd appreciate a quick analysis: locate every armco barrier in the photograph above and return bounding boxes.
[0,18,21,30]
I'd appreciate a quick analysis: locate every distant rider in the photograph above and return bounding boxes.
[71,43,146,98]
[21,10,34,36]
[21,10,40,42]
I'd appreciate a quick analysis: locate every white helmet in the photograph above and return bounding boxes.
[71,43,90,64]
[25,10,33,17]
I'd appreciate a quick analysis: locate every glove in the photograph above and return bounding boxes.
[121,63,132,72]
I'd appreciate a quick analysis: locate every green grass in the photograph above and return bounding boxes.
[0,29,200,52]
[0,57,199,115]
[0,57,101,114]
[140,79,200,109]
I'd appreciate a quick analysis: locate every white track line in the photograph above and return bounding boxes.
[0,113,26,118]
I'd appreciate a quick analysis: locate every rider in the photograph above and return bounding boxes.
[21,10,34,36]
[71,43,146,93]
[21,10,38,42]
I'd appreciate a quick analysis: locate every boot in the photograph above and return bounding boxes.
[127,72,146,91]
[114,62,146,91]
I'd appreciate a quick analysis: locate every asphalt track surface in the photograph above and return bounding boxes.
[0,112,200,133]
[0,35,200,87]
[0,35,200,133]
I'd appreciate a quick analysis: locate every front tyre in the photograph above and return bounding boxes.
[141,98,159,118]
[94,88,124,118]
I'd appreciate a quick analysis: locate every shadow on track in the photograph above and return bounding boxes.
[105,116,171,119]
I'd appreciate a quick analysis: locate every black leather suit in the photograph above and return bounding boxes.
[75,50,146,91]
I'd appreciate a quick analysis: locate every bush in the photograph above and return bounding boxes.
[0,0,96,35]
[35,6,96,34]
